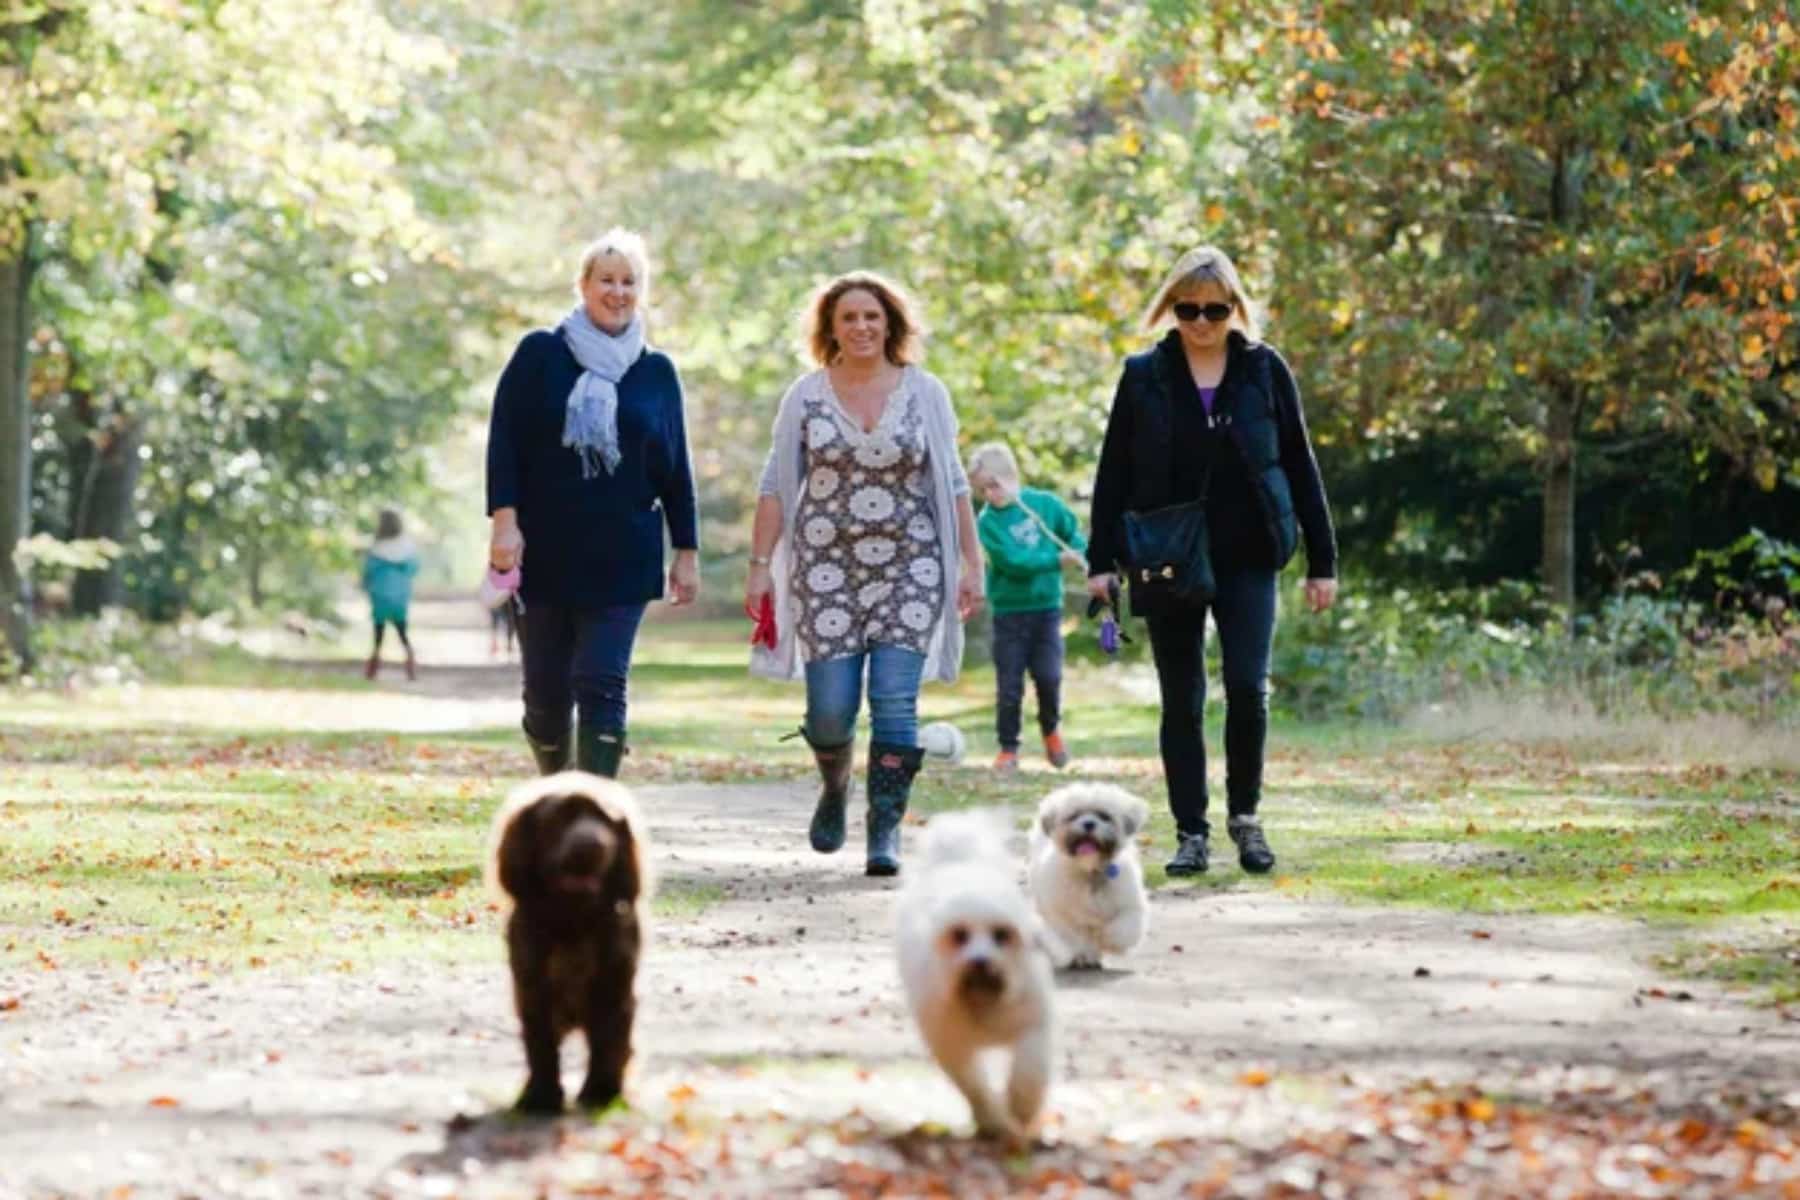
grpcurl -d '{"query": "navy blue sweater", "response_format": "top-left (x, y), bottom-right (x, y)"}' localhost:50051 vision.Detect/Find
top-left (485, 329), bottom-right (698, 608)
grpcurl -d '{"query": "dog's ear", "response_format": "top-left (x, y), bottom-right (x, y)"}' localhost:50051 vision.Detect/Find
top-left (493, 798), bottom-right (542, 900)
top-left (1117, 791), bottom-right (1149, 838)
top-left (603, 812), bottom-right (644, 908)
top-left (1038, 803), bottom-right (1060, 836)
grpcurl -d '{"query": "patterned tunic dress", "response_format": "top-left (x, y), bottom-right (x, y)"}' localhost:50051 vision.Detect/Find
top-left (791, 380), bottom-right (945, 663)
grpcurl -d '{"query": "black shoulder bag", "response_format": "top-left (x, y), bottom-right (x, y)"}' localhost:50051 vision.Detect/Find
top-left (1119, 383), bottom-right (1217, 606)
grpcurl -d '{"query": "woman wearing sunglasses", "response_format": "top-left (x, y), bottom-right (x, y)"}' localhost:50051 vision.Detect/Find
top-left (1086, 246), bottom-right (1337, 878)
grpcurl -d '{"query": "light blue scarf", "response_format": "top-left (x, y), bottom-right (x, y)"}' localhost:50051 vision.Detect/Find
top-left (557, 306), bottom-right (645, 478)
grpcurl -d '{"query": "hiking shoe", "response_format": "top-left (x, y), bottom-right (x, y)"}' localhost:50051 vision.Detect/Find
top-left (1043, 731), bottom-right (1070, 769)
top-left (993, 749), bottom-right (1020, 773)
top-left (1165, 832), bottom-right (1209, 877)
top-left (1228, 815), bottom-right (1276, 874)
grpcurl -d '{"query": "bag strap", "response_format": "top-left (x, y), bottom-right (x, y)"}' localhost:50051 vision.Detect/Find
top-left (1015, 493), bottom-right (1079, 556)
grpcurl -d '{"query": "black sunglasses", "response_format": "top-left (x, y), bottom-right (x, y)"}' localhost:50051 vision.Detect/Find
top-left (1173, 300), bottom-right (1234, 323)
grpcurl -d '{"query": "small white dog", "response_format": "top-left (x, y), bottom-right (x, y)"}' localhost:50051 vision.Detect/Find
top-left (1029, 783), bottom-right (1150, 970)
top-left (895, 810), bottom-right (1054, 1144)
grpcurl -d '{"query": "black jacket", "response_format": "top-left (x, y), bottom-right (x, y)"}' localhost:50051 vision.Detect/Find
top-left (1087, 331), bottom-right (1336, 604)
top-left (485, 330), bottom-right (699, 608)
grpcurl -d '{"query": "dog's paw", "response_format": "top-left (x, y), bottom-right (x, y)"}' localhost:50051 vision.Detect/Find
top-left (514, 1080), bottom-right (566, 1115)
top-left (976, 1115), bottom-right (1030, 1150)
top-left (1068, 952), bottom-right (1103, 971)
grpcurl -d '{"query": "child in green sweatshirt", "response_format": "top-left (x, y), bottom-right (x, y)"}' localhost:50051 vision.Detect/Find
top-left (968, 443), bottom-right (1087, 771)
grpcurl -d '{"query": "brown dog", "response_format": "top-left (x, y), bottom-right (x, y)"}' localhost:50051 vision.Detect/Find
top-left (486, 771), bottom-right (648, 1114)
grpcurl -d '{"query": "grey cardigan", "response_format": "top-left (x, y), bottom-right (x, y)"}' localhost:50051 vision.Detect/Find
top-left (751, 365), bottom-right (971, 683)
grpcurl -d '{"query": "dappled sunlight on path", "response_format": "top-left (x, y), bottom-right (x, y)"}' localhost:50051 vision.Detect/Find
top-left (3, 781), bottom-right (1796, 1197)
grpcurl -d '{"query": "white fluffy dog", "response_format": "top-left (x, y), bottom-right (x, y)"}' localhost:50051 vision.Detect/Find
top-left (1029, 783), bottom-right (1150, 969)
top-left (896, 810), bottom-right (1054, 1144)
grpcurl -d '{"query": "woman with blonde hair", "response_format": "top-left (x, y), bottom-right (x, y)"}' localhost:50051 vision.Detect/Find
top-left (485, 227), bottom-right (700, 778)
top-left (745, 271), bottom-right (984, 876)
top-left (1086, 246), bottom-right (1337, 877)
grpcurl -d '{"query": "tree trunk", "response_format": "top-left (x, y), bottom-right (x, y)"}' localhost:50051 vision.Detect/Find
top-left (0, 245), bottom-right (34, 673)
top-left (248, 542), bottom-right (264, 610)
top-left (71, 411), bottom-right (143, 614)
top-left (1542, 389), bottom-right (1578, 614)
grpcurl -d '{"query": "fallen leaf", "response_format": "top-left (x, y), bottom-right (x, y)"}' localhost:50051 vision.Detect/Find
top-left (148, 1096), bottom-right (180, 1108)
top-left (1460, 1097), bottom-right (1496, 1121)
top-left (1239, 1069), bottom-right (1271, 1087)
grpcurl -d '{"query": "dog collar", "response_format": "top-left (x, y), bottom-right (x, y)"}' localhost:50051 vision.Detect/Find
top-left (1105, 863), bottom-right (1120, 879)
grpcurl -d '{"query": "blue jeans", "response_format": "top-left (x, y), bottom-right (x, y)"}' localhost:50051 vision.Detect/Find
top-left (1144, 565), bottom-right (1277, 837)
top-left (803, 645), bottom-right (927, 748)
top-left (519, 602), bottom-right (647, 739)
top-left (992, 609), bottom-right (1064, 750)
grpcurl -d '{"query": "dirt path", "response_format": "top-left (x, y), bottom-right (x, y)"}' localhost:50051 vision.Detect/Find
top-left (4, 777), bottom-right (1796, 1199)
top-left (6, 597), bottom-right (1796, 1195)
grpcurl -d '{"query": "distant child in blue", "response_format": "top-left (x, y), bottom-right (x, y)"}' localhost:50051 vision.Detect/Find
top-left (967, 443), bottom-right (1086, 771)
top-left (362, 508), bottom-right (420, 680)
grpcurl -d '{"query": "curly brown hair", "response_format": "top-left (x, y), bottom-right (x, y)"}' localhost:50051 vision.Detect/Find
top-left (805, 272), bottom-right (922, 366)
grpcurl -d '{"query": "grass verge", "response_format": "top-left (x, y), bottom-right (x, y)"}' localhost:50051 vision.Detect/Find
top-left (2, 615), bottom-right (1794, 999)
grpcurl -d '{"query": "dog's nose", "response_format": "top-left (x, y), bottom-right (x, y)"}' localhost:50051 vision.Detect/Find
top-left (558, 828), bottom-right (611, 876)
top-left (1079, 817), bottom-right (1098, 832)
top-left (960, 957), bottom-right (1004, 997)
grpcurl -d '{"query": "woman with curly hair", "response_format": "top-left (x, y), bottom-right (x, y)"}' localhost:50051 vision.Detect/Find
top-left (745, 272), bottom-right (984, 876)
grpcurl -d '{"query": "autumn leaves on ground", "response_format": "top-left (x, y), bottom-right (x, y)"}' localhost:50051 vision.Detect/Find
top-left (1, 600), bottom-right (1796, 1198)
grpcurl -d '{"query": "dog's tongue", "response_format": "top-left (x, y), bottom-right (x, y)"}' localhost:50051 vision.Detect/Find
top-left (1076, 841), bottom-right (1100, 859)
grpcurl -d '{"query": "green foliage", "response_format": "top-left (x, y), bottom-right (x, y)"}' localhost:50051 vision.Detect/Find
top-left (7, 0), bottom-right (1797, 627)
top-left (1273, 573), bottom-right (1798, 725)
top-left (11, 532), bottom-right (118, 573)
top-left (0, 608), bottom-right (165, 689)
top-left (1205, 1), bottom-right (1800, 602)
top-left (1671, 527), bottom-right (1800, 613)
top-left (12, 0), bottom-right (494, 617)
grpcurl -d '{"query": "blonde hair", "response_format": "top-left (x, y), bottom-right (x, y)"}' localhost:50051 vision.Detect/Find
top-left (574, 227), bottom-right (650, 303)
top-left (1141, 245), bottom-right (1262, 339)
top-left (966, 442), bottom-right (1020, 487)
top-left (805, 271), bottom-right (923, 366)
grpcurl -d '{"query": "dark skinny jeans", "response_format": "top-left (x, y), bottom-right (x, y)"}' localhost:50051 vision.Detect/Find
top-left (519, 602), bottom-right (647, 742)
top-left (992, 609), bottom-right (1064, 751)
top-left (1144, 565), bottom-right (1277, 838)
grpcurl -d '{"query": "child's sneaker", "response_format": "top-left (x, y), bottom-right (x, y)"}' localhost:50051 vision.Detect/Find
top-left (1042, 731), bottom-right (1070, 769)
top-left (993, 749), bottom-right (1020, 773)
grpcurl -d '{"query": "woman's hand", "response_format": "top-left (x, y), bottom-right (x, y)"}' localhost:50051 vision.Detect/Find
top-left (745, 560), bottom-right (773, 613)
top-left (958, 555), bottom-right (985, 620)
top-left (669, 549), bottom-right (700, 606)
top-left (1087, 573), bottom-right (1117, 603)
top-left (490, 510), bottom-right (524, 571)
top-left (1303, 577), bottom-right (1338, 614)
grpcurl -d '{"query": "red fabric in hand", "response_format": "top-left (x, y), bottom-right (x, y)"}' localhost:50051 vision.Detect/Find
top-left (746, 594), bottom-right (778, 651)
